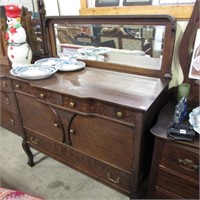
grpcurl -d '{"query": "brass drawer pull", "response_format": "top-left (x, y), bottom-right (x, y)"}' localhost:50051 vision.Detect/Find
top-left (15, 84), bottom-right (20, 88)
top-left (54, 123), bottom-right (59, 128)
top-left (116, 111), bottom-right (123, 118)
top-left (107, 172), bottom-right (120, 184)
top-left (178, 158), bottom-right (199, 171)
top-left (2, 81), bottom-right (7, 88)
top-left (5, 98), bottom-right (10, 105)
top-left (69, 101), bottom-right (75, 108)
top-left (40, 93), bottom-right (46, 98)
top-left (30, 137), bottom-right (39, 145)
top-left (69, 129), bottom-right (75, 134)
top-left (10, 119), bottom-right (15, 125)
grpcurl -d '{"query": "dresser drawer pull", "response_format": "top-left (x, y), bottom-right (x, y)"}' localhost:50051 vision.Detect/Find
top-left (107, 172), bottom-right (120, 184)
top-left (40, 93), bottom-right (46, 98)
top-left (5, 98), bottom-right (10, 105)
top-left (15, 84), bottom-right (20, 88)
top-left (30, 137), bottom-right (39, 145)
top-left (69, 101), bottom-right (75, 108)
top-left (116, 112), bottom-right (123, 118)
top-left (10, 119), bottom-right (15, 125)
top-left (2, 81), bottom-right (7, 88)
top-left (69, 129), bottom-right (75, 134)
top-left (178, 158), bottom-right (199, 171)
top-left (54, 123), bottom-right (59, 128)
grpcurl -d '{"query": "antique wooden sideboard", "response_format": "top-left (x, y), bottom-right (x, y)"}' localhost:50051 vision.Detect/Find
top-left (0, 15), bottom-right (176, 199)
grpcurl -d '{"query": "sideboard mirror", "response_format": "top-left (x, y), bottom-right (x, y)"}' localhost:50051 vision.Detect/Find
top-left (45, 15), bottom-right (176, 77)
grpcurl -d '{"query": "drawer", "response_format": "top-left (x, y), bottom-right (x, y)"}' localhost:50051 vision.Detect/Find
top-left (160, 141), bottom-right (199, 181)
top-left (156, 167), bottom-right (199, 199)
top-left (1, 91), bottom-right (19, 113)
top-left (33, 88), bottom-right (62, 105)
top-left (12, 80), bottom-right (31, 94)
top-left (0, 78), bottom-right (13, 92)
top-left (1, 108), bottom-right (22, 135)
top-left (25, 129), bottom-right (131, 195)
top-left (63, 95), bottom-right (137, 124)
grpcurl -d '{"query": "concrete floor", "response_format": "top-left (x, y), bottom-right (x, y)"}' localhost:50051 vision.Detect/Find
top-left (0, 126), bottom-right (129, 200)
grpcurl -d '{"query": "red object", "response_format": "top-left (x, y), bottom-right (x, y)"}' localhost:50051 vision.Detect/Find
top-left (5, 5), bottom-right (21, 18)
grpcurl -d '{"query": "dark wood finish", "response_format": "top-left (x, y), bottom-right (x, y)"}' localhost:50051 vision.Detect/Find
top-left (0, 77), bottom-right (22, 136)
top-left (0, 13), bottom-right (176, 199)
top-left (147, 102), bottom-right (199, 199)
top-left (1, 63), bottom-right (170, 198)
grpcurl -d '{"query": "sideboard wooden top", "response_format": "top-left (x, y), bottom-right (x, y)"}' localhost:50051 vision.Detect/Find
top-left (1, 65), bottom-right (169, 111)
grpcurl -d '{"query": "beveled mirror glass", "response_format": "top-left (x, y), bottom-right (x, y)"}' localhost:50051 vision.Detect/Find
top-left (46, 15), bottom-right (176, 77)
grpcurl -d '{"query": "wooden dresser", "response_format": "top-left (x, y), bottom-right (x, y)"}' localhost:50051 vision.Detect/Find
top-left (147, 102), bottom-right (199, 199)
top-left (1, 65), bottom-right (170, 198)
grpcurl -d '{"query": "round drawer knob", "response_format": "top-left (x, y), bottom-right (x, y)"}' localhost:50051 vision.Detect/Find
top-left (69, 129), bottom-right (75, 134)
top-left (69, 101), bottom-right (75, 108)
top-left (54, 123), bottom-right (59, 128)
top-left (15, 84), bottom-right (20, 88)
top-left (116, 112), bottom-right (123, 118)
top-left (40, 93), bottom-right (46, 98)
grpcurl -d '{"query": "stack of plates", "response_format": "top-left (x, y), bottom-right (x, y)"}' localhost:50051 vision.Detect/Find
top-left (10, 64), bottom-right (58, 80)
top-left (189, 106), bottom-right (200, 134)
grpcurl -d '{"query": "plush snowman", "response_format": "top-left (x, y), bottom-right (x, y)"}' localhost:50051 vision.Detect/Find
top-left (5, 5), bottom-right (32, 68)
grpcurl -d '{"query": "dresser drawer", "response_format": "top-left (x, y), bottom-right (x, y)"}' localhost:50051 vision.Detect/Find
top-left (1, 91), bottom-right (19, 113)
top-left (1, 108), bottom-right (22, 135)
top-left (12, 80), bottom-right (31, 94)
top-left (160, 141), bottom-right (199, 181)
top-left (0, 78), bottom-right (12, 92)
top-left (156, 167), bottom-right (199, 199)
top-left (25, 128), bottom-right (131, 195)
top-left (33, 87), bottom-right (62, 105)
top-left (63, 95), bottom-right (136, 124)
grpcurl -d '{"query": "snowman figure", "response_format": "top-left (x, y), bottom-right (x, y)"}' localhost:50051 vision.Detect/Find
top-left (5, 5), bottom-right (32, 68)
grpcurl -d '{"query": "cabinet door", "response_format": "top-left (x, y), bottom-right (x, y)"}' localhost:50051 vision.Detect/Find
top-left (16, 93), bottom-right (66, 142)
top-left (69, 115), bottom-right (135, 171)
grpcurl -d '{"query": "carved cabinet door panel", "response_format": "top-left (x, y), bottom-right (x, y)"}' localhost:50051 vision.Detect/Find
top-left (16, 92), bottom-right (67, 142)
top-left (69, 115), bottom-right (135, 172)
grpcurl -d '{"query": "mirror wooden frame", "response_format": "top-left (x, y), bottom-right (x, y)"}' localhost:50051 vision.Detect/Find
top-left (45, 15), bottom-right (176, 78)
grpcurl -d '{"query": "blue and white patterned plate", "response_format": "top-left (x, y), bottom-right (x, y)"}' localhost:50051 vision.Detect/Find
top-left (56, 60), bottom-right (85, 72)
top-left (10, 64), bottom-right (58, 80)
top-left (35, 57), bottom-right (66, 66)
top-left (77, 47), bottom-right (110, 56)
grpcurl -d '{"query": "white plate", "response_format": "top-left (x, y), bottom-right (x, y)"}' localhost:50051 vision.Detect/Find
top-left (35, 57), bottom-right (65, 66)
top-left (10, 64), bottom-right (58, 80)
top-left (189, 106), bottom-right (200, 134)
top-left (56, 61), bottom-right (85, 72)
top-left (77, 47), bottom-right (110, 56)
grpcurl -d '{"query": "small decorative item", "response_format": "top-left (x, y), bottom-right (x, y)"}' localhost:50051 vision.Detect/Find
top-left (5, 4), bottom-right (32, 68)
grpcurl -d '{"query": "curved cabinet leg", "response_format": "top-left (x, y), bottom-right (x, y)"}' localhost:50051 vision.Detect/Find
top-left (22, 140), bottom-right (34, 167)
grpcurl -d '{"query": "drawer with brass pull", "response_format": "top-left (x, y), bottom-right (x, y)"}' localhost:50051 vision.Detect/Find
top-left (1, 108), bottom-right (22, 135)
top-left (0, 78), bottom-right (13, 92)
top-left (33, 88), bottom-right (62, 105)
top-left (0, 91), bottom-right (19, 113)
top-left (63, 95), bottom-right (136, 124)
top-left (12, 80), bottom-right (31, 94)
top-left (160, 141), bottom-right (199, 181)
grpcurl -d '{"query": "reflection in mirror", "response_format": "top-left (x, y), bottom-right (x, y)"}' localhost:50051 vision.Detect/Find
top-left (54, 23), bottom-right (165, 70)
